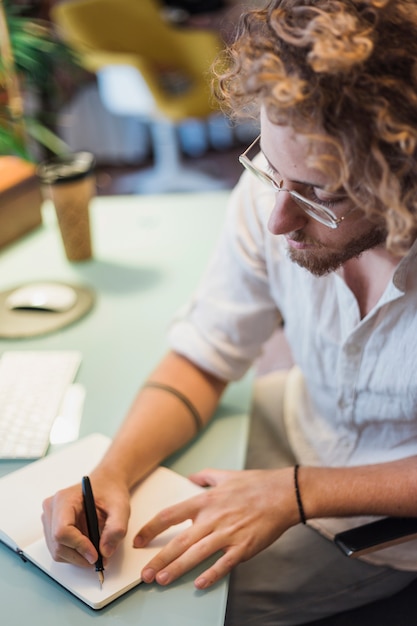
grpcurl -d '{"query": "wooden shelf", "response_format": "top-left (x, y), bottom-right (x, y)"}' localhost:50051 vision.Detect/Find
top-left (0, 156), bottom-right (43, 249)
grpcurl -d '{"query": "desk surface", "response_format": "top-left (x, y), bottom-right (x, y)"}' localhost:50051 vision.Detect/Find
top-left (0, 192), bottom-right (251, 626)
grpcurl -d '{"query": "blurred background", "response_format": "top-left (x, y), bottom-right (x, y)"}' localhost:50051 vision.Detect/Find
top-left (0, 0), bottom-right (263, 196)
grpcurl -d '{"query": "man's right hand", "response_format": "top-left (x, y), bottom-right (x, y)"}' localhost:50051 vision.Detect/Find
top-left (41, 473), bottom-right (131, 567)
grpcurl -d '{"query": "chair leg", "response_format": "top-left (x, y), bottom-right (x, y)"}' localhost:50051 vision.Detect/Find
top-left (134, 118), bottom-right (227, 193)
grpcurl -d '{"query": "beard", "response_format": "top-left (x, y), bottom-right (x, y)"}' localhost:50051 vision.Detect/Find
top-left (287, 226), bottom-right (387, 276)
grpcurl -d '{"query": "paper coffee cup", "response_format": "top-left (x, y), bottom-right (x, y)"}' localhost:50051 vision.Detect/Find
top-left (38, 152), bottom-right (95, 261)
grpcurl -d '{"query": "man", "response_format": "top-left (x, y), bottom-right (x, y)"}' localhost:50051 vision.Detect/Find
top-left (42, 1), bottom-right (417, 624)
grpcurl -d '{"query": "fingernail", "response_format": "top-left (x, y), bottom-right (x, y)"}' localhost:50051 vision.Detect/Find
top-left (85, 551), bottom-right (96, 565)
top-left (156, 571), bottom-right (170, 585)
top-left (133, 535), bottom-right (144, 548)
top-left (195, 577), bottom-right (208, 589)
top-left (142, 568), bottom-right (155, 583)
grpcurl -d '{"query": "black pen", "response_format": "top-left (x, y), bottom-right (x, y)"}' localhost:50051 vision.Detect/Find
top-left (81, 476), bottom-right (105, 588)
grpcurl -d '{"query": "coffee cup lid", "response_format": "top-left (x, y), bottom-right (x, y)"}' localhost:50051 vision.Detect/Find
top-left (37, 152), bottom-right (95, 185)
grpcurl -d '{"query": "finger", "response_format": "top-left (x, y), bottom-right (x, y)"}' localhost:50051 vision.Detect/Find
top-left (194, 547), bottom-right (242, 590)
top-left (42, 507), bottom-right (97, 566)
top-left (42, 492), bottom-right (97, 566)
top-left (141, 524), bottom-right (219, 585)
top-left (188, 468), bottom-right (236, 488)
top-left (47, 531), bottom-right (97, 567)
top-left (99, 500), bottom-right (130, 558)
top-left (134, 496), bottom-right (201, 547)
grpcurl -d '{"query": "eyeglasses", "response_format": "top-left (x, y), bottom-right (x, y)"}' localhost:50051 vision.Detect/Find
top-left (239, 135), bottom-right (354, 229)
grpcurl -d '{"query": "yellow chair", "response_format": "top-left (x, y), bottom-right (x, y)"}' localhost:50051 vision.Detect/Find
top-left (51, 0), bottom-right (227, 192)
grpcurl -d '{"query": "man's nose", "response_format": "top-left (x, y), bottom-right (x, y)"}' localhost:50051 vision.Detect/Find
top-left (267, 190), bottom-right (308, 235)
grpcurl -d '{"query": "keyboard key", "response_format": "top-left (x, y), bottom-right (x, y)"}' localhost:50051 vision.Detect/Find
top-left (0, 351), bottom-right (82, 460)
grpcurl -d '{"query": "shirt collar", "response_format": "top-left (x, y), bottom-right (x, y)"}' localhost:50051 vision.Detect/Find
top-left (392, 237), bottom-right (417, 291)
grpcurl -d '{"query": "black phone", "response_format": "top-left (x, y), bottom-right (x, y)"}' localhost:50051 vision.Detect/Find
top-left (334, 517), bottom-right (417, 557)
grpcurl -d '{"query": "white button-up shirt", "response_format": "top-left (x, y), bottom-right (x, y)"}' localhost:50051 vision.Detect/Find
top-left (168, 169), bottom-right (417, 570)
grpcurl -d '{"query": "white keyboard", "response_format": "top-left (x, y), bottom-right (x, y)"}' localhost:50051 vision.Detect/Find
top-left (0, 351), bottom-right (82, 460)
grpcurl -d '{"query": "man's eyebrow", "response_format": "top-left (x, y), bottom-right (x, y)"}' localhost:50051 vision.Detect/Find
top-left (260, 143), bottom-right (326, 190)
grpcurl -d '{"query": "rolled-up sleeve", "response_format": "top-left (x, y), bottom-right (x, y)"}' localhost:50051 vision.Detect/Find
top-left (168, 172), bottom-right (283, 381)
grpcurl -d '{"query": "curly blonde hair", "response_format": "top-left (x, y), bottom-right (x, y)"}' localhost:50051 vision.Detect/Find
top-left (215, 0), bottom-right (417, 254)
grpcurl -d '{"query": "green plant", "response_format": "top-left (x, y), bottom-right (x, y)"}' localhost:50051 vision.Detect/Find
top-left (0, 0), bottom-right (80, 160)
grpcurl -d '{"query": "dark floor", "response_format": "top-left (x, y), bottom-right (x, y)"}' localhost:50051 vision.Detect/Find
top-left (94, 144), bottom-right (244, 196)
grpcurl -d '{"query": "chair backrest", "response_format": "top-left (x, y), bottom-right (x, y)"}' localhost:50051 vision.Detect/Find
top-left (52, 0), bottom-right (223, 121)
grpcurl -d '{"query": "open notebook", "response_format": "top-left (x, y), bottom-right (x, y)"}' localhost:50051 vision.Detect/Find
top-left (0, 433), bottom-right (203, 609)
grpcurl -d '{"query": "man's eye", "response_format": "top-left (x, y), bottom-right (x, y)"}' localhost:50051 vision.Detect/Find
top-left (310, 188), bottom-right (348, 207)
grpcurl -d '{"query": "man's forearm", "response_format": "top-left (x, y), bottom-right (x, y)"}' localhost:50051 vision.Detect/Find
top-left (92, 350), bottom-right (227, 490)
top-left (300, 457), bottom-right (417, 521)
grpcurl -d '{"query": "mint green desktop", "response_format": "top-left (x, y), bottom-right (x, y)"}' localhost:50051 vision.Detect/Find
top-left (0, 192), bottom-right (251, 626)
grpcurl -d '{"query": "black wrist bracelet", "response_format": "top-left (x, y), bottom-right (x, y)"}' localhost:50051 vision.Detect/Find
top-left (142, 381), bottom-right (204, 433)
top-left (294, 464), bottom-right (307, 525)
